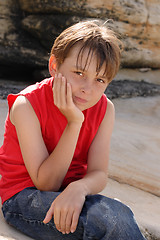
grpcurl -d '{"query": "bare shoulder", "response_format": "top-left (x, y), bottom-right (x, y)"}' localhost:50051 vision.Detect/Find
top-left (91, 97), bottom-right (115, 145)
top-left (106, 98), bottom-right (115, 115)
top-left (102, 98), bottom-right (115, 125)
top-left (10, 95), bottom-right (38, 126)
top-left (11, 95), bottom-right (29, 109)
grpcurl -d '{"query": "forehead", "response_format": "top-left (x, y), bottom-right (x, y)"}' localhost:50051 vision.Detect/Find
top-left (67, 43), bottom-right (92, 62)
top-left (67, 43), bottom-right (106, 75)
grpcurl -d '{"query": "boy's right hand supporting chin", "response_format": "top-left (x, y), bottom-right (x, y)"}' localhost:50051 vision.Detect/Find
top-left (43, 181), bottom-right (86, 234)
top-left (53, 73), bottom-right (84, 124)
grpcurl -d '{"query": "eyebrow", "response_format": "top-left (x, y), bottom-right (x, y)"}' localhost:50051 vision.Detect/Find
top-left (73, 65), bottom-right (84, 71)
top-left (73, 65), bottom-right (107, 80)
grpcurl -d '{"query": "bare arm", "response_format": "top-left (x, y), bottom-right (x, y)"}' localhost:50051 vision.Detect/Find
top-left (78, 98), bottom-right (115, 195)
top-left (44, 99), bottom-right (115, 234)
top-left (10, 75), bottom-right (84, 191)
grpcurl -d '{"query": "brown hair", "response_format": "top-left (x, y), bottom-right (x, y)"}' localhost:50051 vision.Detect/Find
top-left (51, 20), bottom-right (122, 83)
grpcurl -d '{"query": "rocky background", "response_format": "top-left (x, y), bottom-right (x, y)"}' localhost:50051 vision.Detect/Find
top-left (0, 0), bottom-right (160, 76)
top-left (0, 0), bottom-right (160, 98)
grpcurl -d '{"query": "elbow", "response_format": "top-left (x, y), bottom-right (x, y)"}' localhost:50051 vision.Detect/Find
top-left (35, 184), bottom-right (61, 192)
top-left (98, 171), bottom-right (108, 191)
top-left (34, 179), bottom-right (62, 192)
top-left (34, 169), bottom-right (63, 192)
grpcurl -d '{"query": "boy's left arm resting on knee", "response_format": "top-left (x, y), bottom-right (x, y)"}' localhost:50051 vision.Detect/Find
top-left (79, 99), bottom-right (115, 195)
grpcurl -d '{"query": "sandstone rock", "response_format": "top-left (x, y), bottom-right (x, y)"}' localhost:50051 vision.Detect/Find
top-left (14, 0), bottom-right (160, 70)
top-left (21, 15), bottom-right (81, 50)
top-left (101, 179), bottom-right (160, 240)
top-left (109, 0), bottom-right (148, 24)
top-left (107, 20), bottom-right (160, 68)
top-left (115, 68), bottom-right (160, 85)
top-left (146, 0), bottom-right (160, 25)
top-left (0, 0), bottom-right (48, 71)
top-left (18, 0), bottom-right (148, 23)
top-left (121, 38), bottom-right (160, 68)
top-left (0, 0), bottom-right (160, 76)
top-left (109, 96), bottom-right (160, 196)
top-left (0, 0), bottom-right (19, 46)
top-left (18, 0), bottom-right (85, 15)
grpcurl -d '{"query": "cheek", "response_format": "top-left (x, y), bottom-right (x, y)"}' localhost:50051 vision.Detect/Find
top-left (92, 89), bottom-right (105, 102)
top-left (94, 86), bottom-right (105, 96)
top-left (66, 74), bottom-right (79, 88)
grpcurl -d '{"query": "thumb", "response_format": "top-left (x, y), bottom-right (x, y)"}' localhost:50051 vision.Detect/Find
top-left (43, 205), bottom-right (54, 224)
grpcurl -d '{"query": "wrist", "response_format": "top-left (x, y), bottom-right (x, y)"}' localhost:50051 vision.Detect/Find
top-left (67, 120), bottom-right (83, 129)
top-left (70, 180), bottom-right (89, 197)
top-left (67, 113), bottom-right (84, 126)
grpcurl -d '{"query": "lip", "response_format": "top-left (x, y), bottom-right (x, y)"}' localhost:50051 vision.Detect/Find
top-left (74, 96), bottom-right (88, 104)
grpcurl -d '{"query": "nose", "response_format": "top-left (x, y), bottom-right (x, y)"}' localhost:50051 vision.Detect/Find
top-left (80, 78), bottom-right (92, 94)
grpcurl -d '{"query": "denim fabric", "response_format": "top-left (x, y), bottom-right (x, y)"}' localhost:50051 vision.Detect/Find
top-left (2, 187), bottom-right (146, 240)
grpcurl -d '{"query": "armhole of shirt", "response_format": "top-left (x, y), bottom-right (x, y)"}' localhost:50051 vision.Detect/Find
top-left (99, 94), bottom-right (108, 125)
top-left (7, 92), bottom-right (41, 126)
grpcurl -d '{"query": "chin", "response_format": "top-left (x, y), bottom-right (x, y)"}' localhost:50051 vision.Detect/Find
top-left (75, 104), bottom-right (86, 111)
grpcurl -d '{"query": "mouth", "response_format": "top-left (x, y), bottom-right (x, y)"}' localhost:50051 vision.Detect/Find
top-left (74, 96), bottom-right (88, 104)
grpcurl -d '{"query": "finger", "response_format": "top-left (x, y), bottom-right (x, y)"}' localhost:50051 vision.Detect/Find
top-left (65, 209), bottom-right (74, 234)
top-left (59, 207), bottom-right (68, 234)
top-left (70, 210), bottom-right (80, 233)
top-left (43, 206), bottom-right (54, 224)
top-left (54, 73), bottom-right (62, 107)
top-left (66, 82), bottom-right (73, 106)
top-left (54, 207), bottom-right (61, 232)
top-left (53, 74), bottom-right (58, 105)
top-left (60, 76), bottom-right (67, 108)
top-left (56, 73), bottom-right (62, 107)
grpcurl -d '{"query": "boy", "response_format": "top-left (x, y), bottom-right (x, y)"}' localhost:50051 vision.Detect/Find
top-left (0, 20), bottom-right (146, 239)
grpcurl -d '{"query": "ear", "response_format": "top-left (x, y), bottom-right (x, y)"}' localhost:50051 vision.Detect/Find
top-left (49, 54), bottom-right (57, 77)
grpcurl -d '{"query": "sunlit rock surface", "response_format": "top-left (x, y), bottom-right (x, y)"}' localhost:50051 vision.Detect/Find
top-left (0, 0), bottom-right (160, 74)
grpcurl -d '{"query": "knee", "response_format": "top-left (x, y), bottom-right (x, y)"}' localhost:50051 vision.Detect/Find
top-left (84, 195), bottom-right (134, 236)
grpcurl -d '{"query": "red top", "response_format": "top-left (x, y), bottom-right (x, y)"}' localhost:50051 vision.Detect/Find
top-left (0, 77), bottom-right (107, 204)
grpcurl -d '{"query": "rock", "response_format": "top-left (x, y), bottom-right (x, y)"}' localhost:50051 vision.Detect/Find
top-left (109, 96), bottom-right (160, 196)
top-left (105, 80), bottom-right (160, 99)
top-left (0, 0), bottom-right (160, 78)
top-left (0, 79), bottom-right (28, 100)
top-left (121, 38), bottom-right (160, 68)
top-left (18, 0), bottom-right (85, 15)
top-left (147, 0), bottom-right (160, 25)
top-left (21, 15), bottom-right (81, 51)
top-left (115, 68), bottom-right (160, 85)
top-left (18, 0), bottom-right (148, 23)
top-left (106, 20), bottom-right (160, 68)
top-left (0, 0), bottom-right (48, 70)
top-left (101, 179), bottom-right (160, 240)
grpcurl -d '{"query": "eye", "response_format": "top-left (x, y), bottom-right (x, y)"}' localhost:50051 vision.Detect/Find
top-left (74, 71), bottom-right (83, 76)
top-left (97, 78), bottom-right (105, 83)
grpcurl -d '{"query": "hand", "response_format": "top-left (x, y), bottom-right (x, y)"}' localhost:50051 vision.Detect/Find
top-left (53, 73), bottom-right (84, 124)
top-left (43, 182), bottom-right (86, 234)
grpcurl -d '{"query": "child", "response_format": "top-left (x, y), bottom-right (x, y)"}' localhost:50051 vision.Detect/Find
top-left (0, 20), bottom-right (146, 240)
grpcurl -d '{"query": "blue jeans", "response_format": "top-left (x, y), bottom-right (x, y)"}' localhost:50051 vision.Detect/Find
top-left (2, 187), bottom-right (146, 240)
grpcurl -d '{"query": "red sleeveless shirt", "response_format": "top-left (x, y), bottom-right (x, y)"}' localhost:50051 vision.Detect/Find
top-left (0, 77), bottom-right (107, 204)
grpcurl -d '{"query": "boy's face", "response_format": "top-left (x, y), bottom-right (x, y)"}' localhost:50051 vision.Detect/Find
top-left (55, 44), bottom-right (109, 111)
